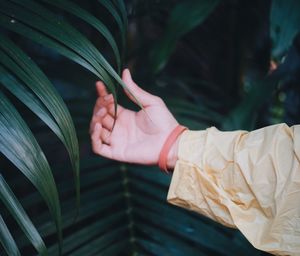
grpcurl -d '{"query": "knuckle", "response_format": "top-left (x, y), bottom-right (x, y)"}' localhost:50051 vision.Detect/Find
top-left (99, 98), bottom-right (105, 106)
top-left (91, 132), bottom-right (98, 141)
top-left (104, 94), bottom-right (113, 102)
top-left (108, 104), bottom-right (115, 115)
top-left (102, 115), bottom-right (108, 122)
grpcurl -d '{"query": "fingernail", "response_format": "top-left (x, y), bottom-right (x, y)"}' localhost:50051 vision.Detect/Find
top-left (96, 108), bottom-right (106, 116)
top-left (127, 69), bottom-right (131, 77)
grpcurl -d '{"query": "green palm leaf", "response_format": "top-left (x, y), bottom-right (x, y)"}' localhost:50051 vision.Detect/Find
top-left (1, 0), bottom-right (121, 120)
top-left (114, 0), bottom-right (128, 30)
top-left (0, 214), bottom-right (21, 256)
top-left (0, 36), bottom-right (80, 209)
top-left (0, 1), bottom-right (129, 253)
top-left (98, 0), bottom-right (126, 50)
top-left (40, 0), bottom-right (121, 74)
top-left (1, 0), bottom-right (115, 85)
top-left (0, 91), bottom-right (62, 253)
top-left (0, 14), bottom-right (100, 79)
top-left (113, 0), bottom-right (128, 61)
top-left (0, 67), bottom-right (62, 145)
top-left (0, 0), bottom-right (141, 110)
top-left (0, 175), bottom-right (47, 255)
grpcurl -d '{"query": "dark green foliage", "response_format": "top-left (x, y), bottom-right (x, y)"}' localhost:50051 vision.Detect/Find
top-left (0, 215), bottom-right (21, 256)
top-left (0, 175), bottom-right (47, 255)
top-left (0, 0), bottom-right (127, 253)
top-left (150, 0), bottom-right (219, 73)
top-left (271, 0), bottom-right (300, 60)
top-left (1, 0), bottom-right (300, 255)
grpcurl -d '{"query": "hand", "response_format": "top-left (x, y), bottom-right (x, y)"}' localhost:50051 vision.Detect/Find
top-left (90, 69), bottom-right (180, 168)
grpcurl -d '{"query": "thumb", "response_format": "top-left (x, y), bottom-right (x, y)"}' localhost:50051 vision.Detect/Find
top-left (122, 69), bottom-right (158, 106)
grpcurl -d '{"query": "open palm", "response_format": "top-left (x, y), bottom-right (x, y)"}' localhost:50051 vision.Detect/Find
top-left (90, 69), bottom-right (178, 165)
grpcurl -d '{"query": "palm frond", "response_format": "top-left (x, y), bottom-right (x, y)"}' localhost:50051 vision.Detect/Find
top-left (0, 0), bottom-right (126, 253)
top-left (0, 91), bottom-right (62, 253)
top-left (40, 0), bottom-right (122, 74)
top-left (0, 35), bottom-right (80, 208)
top-left (0, 175), bottom-right (47, 255)
top-left (0, 214), bottom-right (21, 256)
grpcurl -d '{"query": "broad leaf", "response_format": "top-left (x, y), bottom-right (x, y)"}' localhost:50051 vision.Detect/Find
top-left (222, 44), bottom-right (300, 130)
top-left (271, 0), bottom-right (300, 60)
top-left (150, 0), bottom-right (219, 73)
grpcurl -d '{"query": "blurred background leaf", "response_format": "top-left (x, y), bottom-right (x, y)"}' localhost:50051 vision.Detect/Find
top-left (271, 0), bottom-right (300, 61)
top-left (149, 0), bottom-right (219, 73)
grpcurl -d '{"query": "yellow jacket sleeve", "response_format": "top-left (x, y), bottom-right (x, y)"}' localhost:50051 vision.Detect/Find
top-left (167, 123), bottom-right (300, 256)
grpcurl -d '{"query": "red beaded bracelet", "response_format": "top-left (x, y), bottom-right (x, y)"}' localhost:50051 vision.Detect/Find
top-left (158, 125), bottom-right (187, 173)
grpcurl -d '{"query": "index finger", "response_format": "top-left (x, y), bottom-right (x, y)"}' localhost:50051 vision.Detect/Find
top-left (96, 81), bottom-right (109, 97)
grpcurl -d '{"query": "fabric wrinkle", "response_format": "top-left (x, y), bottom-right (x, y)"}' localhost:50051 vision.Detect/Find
top-left (167, 124), bottom-right (300, 255)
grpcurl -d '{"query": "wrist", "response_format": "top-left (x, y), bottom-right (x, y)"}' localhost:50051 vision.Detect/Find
top-left (166, 134), bottom-right (181, 170)
top-left (158, 125), bottom-right (187, 172)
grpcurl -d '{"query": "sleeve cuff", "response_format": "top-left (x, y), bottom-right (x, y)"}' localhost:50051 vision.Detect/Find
top-left (167, 129), bottom-right (235, 228)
